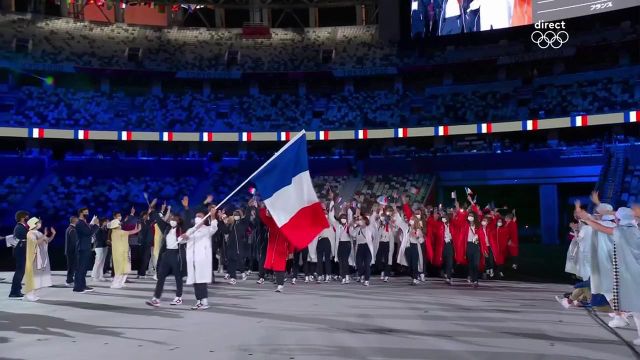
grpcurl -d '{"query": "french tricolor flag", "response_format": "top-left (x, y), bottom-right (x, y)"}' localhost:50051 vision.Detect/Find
top-left (240, 132), bottom-right (252, 142)
top-left (522, 119), bottom-right (538, 131)
top-left (571, 115), bottom-right (588, 127)
top-left (31, 128), bottom-right (45, 138)
top-left (76, 129), bottom-right (90, 140)
top-left (355, 129), bottom-right (368, 140)
top-left (477, 123), bottom-right (492, 134)
top-left (201, 132), bottom-right (214, 142)
top-left (434, 125), bottom-right (448, 136)
top-left (624, 110), bottom-right (638, 123)
top-left (119, 131), bottom-right (132, 141)
top-left (317, 130), bottom-right (329, 141)
top-left (278, 131), bottom-right (291, 141)
top-left (252, 131), bottom-right (329, 250)
top-left (395, 127), bottom-right (408, 138)
top-left (161, 131), bottom-right (173, 142)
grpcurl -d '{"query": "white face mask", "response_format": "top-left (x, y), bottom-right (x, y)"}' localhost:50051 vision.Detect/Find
top-left (409, 220), bottom-right (415, 225)
top-left (481, 221), bottom-right (488, 226)
top-left (233, 216), bottom-right (241, 221)
top-left (169, 220), bottom-right (177, 228)
top-left (340, 218), bottom-right (347, 224)
top-left (194, 217), bottom-right (204, 225)
top-left (116, 216), bottom-right (122, 221)
top-left (358, 220), bottom-right (365, 227)
top-left (467, 216), bottom-right (474, 222)
top-left (497, 222), bottom-right (503, 227)
top-left (386, 212), bottom-right (392, 216)
top-left (415, 214), bottom-right (421, 219)
top-left (442, 218), bottom-right (448, 223)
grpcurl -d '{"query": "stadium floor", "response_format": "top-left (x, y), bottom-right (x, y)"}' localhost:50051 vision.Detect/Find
top-left (0, 272), bottom-right (638, 360)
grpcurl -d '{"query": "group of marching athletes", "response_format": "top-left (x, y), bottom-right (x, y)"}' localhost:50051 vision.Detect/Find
top-left (559, 191), bottom-right (640, 346)
top-left (5, 188), bottom-right (520, 310)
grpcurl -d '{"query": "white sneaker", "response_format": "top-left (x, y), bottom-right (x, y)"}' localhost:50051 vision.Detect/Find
top-left (275, 285), bottom-right (284, 293)
top-left (420, 274), bottom-right (426, 282)
top-left (241, 273), bottom-right (247, 281)
top-left (356, 276), bottom-right (362, 283)
top-left (24, 293), bottom-right (39, 302)
top-left (190, 301), bottom-right (201, 310)
top-left (383, 276), bottom-right (389, 282)
top-left (257, 278), bottom-right (265, 285)
top-left (229, 278), bottom-right (237, 285)
top-left (324, 277), bottom-right (330, 283)
top-left (608, 315), bottom-right (629, 328)
top-left (170, 297), bottom-right (183, 306)
top-left (466, 277), bottom-right (471, 283)
top-left (341, 278), bottom-right (346, 285)
top-left (363, 281), bottom-right (369, 286)
top-left (153, 275), bottom-right (158, 281)
top-left (146, 298), bottom-right (161, 307)
top-left (555, 295), bottom-right (571, 309)
top-left (412, 279), bottom-right (419, 285)
top-left (512, 264), bottom-right (518, 270)
top-left (291, 278), bottom-right (296, 285)
top-left (345, 276), bottom-right (350, 284)
top-left (304, 276), bottom-right (310, 283)
top-left (224, 273), bottom-right (230, 280)
top-left (65, 282), bottom-right (74, 287)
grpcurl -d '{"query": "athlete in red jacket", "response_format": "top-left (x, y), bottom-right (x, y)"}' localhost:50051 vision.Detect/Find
top-left (258, 207), bottom-right (291, 293)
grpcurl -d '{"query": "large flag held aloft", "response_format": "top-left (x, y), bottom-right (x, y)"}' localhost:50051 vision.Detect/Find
top-left (251, 131), bottom-right (329, 250)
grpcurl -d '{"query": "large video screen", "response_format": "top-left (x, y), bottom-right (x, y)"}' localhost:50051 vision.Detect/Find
top-left (410, 0), bottom-right (639, 37)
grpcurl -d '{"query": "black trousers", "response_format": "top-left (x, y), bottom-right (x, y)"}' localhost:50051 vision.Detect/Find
top-left (257, 240), bottom-right (268, 279)
top-left (405, 243), bottom-right (419, 280)
top-left (73, 249), bottom-right (91, 292)
top-left (153, 249), bottom-right (183, 299)
top-left (193, 283), bottom-right (208, 300)
top-left (375, 241), bottom-right (391, 275)
top-left (103, 246), bottom-right (113, 276)
top-left (467, 242), bottom-right (480, 283)
top-left (65, 251), bottom-right (76, 284)
top-left (315, 238), bottom-right (332, 277)
top-left (292, 248), bottom-right (309, 277)
top-left (356, 243), bottom-right (372, 281)
top-left (275, 271), bottom-right (285, 286)
top-left (484, 247), bottom-right (494, 272)
top-left (226, 237), bottom-right (243, 279)
top-left (443, 242), bottom-right (454, 280)
top-left (9, 241), bottom-right (26, 296)
top-left (338, 241), bottom-right (351, 278)
top-left (138, 243), bottom-right (152, 276)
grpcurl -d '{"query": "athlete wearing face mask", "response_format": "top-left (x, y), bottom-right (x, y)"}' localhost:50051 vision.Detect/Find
top-left (146, 207), bottom-right (186, 308)
top-left (350, 211), bottom-right (376, 286)
top-left (375, 209), bottom-right (395, 283)
top-left (478, 216), bottom-right (498, 279)
top-left (217, 203), bottom-right (258, 284)
top-left (327, 199), bottom-right (355, 284)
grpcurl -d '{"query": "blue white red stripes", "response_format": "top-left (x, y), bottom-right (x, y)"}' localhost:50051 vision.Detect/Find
top-left (434, 125), bottom-right (448, 136)
top-left (625, 110), bottom-right (638, 123)
top-left (477, 123), bottom-right (492, 134)
top-left (251, 132), bottom-right (329, 250)
top-left (317, 130), bottom-right (329, 141)
top-left (240, 131), bottom-right (252, 142)
top-left (160, 131), bottom-right (173, 142)
top-left (31, 128), bottom-right (44, 138)
top-left (355, 129), bottom-right (368, 140)
top-left (201, 132), bottom-right (214, 142)
top-left (75, 129), bottom-right (90, 140)
top-left (278, 131), bottom-right (291, 141)
top-left (571, 115), bottom-right (588, 127)
top-left (119, 130), bottom-right (132, 141)
top-left (395, 127), bottom-right (408, 138)
top-left (522, 119), bottom-right (538, 131)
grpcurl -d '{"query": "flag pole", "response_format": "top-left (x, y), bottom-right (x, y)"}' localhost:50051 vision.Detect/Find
top-left (201, 130), bottom-right (307, 219)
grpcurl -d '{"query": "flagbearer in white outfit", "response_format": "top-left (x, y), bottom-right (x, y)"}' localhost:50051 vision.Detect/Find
top-left (179, 207), bottom-right (218, 310)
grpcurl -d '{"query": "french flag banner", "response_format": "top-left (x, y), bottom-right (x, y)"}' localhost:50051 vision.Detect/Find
top-left (252, 131), bottom-right (329, 250)
top-left (317, 130), bottom-right (329, 141)
top-left (75, 129), bottom-right (90, 140)
top-left (625, 110), bottom-right (638, 123)
top-left (119, 131), bottom-right (132, 141)
top-left (355, 129), bottom-right (368, 140)
top-left (522, 119), bottom-right (538, 131)
top-left (160, 131), bottom-right (173, 142)
top-left (477, 123), bottom-right (492, 134)
top-left (434, 125), bottom-right (448, 136)
top-left (31, 128), bottom-right (44, 138)
top-left (278, 131), bottom-right (291, 141)
top-left (201, 132), bottom-right (214, 142)
top-left (571, 115), bottom-right (588, 127)
top-left (240, 131), bottom-right (252, 142)
top-left (395, 127), bottom-right (408, 138)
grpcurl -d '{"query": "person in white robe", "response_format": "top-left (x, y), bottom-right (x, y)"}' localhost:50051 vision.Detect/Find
top-left (179, 208), bottom-right (218, 310)
top-left (23, 217), bottom-right (55, 302)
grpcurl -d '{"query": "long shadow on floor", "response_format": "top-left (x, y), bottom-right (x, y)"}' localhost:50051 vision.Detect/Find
top-left (37, 299), bottom-right (183, 319)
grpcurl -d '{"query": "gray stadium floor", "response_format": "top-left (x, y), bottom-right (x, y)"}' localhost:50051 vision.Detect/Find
top-left (1, 271), bottom-right (638, 360)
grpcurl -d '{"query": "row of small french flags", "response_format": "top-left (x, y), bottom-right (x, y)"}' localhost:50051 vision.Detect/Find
top-left (27, 111), bottom-right (638, 140)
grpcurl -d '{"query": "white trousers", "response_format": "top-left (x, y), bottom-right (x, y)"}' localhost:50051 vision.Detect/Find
top-left (91, 247), bottom-right (107, 280)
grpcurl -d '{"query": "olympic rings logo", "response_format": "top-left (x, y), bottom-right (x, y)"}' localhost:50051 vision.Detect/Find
top-left (531, 30), bottom-right (569, 49)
